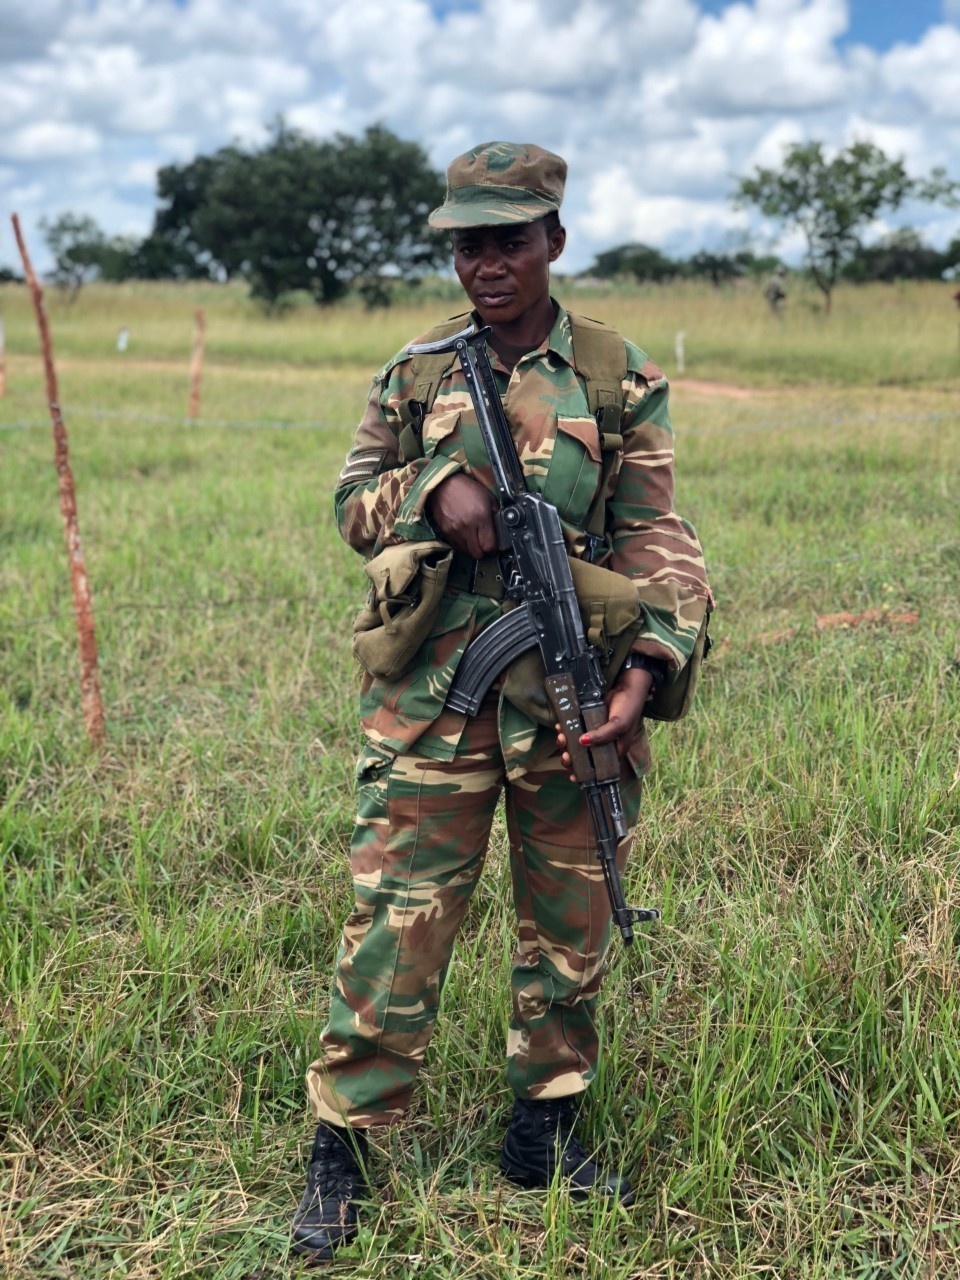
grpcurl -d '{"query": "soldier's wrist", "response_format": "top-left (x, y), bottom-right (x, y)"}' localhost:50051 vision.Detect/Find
top-left (621, 653), bottom-right (667, 693)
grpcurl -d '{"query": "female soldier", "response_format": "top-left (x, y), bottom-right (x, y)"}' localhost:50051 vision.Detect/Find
top-left (291, 141), bottom-right (709, 1261)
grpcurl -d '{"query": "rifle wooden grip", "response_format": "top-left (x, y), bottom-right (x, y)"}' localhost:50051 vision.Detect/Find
top-left (545, 675), bottom-right (619, 784)
top-left (581, 702), bottom-right (620, 784)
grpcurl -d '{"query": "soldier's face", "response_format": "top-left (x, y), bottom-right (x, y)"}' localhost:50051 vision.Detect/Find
top-left (452, 221), bottom-right (566, 327)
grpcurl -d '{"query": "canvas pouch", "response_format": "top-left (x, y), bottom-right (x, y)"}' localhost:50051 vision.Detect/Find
top-left (501, 557), bottom-right (644, 726)
top-left (645, 607), bottom-right (712, 722)
top-left (352, 541), bottom-right (454, 681)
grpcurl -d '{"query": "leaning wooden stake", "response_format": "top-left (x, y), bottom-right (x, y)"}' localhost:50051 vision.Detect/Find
top-left (187, 306), bottom-right (205, 419)
top-left (11, 213), bottom-right (105, 748)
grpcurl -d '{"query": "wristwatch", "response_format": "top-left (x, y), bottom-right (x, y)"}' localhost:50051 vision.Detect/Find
top-left (621, 652), bottom-right (667, 693)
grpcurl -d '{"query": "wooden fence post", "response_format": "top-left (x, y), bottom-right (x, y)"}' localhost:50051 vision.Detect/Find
top-left (187, 307), bottom-right (205, 419)
top-left (11, 213), bottom-right (106, 748)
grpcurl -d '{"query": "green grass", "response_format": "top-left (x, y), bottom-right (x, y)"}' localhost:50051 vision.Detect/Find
top-left (1, 281), bottom-right (959, 1278)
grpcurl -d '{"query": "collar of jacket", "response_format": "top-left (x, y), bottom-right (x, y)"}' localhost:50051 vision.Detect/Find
top-left (466, 298), bottom-right (575, 372)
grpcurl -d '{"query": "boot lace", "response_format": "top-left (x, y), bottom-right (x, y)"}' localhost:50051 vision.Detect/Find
top-left (541, 1099), bottom-right (590, 1167)
top-left (307, 1132), bottom-right (363, 1201)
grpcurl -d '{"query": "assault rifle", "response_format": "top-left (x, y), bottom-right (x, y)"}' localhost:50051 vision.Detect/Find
top-left (407, 323), bottom-right (659, 946)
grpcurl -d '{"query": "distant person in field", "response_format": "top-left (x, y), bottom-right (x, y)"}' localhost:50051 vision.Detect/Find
top-left (764, 264), bottom-right (788, 316)
top-left (290, 141), bottom-right (710, 1262)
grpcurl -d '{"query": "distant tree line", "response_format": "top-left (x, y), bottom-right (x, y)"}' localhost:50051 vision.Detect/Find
top-left (583, 243), bottom-right (780, 284)
top-left (10, 131), bottom-right (958, 311)
top-left (584, 230), bottom-right (960, 289)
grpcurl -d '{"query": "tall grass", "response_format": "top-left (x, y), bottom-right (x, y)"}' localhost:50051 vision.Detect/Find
top-left (1, 282), bottom-right (958, 1277)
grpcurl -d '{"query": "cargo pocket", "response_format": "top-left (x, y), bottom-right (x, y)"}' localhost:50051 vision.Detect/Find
top-left (349, 741), bottom-right (397, 898)
top-left (352, 542), bottom-right (453, 681)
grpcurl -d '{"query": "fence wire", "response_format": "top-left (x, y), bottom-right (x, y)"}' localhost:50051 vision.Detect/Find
top-left (2, 541), bottom-right (955, 635)
top-left (2, 403), bottom-right (958, 438)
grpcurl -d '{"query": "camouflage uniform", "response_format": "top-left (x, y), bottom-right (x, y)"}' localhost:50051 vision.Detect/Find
top-left (306, 302), bottom-right (709, 1128)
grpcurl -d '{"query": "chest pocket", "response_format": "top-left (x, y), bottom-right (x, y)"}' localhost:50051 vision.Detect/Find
top-left (541, 415), bottom-right (605, 525)
top-left (420, 408), bottom-right (463, 461)
top-left (420, 408), bottom-right (508, 491)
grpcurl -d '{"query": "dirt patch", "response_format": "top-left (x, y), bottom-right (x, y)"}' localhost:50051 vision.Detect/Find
top-left (671, 378), bottom-right (759, 400)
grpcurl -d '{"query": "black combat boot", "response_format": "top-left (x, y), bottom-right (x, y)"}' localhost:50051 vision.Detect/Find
top-left (290, 1122), bottom-right (368, 1261)
top-left (499, 1096), bottom-right (634, 1204)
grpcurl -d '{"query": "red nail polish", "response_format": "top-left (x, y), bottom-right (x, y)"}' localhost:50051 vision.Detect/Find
top-left (580, 734), bottom-right (591, 746)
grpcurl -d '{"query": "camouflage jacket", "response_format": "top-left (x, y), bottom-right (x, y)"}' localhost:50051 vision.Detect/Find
top-left (334, 303), bottom-right (709, 778)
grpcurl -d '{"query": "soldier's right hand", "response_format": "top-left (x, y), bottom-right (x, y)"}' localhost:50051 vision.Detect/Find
top-left (426, 473), bottom-right (498, 559)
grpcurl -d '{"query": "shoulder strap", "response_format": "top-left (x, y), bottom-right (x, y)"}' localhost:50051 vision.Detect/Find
top-left (569, 313), bottom-right (627, 424)
top-left (397, 312), bottom-right (472, 462)
top-left (568, 314), bottom-right (629, 542)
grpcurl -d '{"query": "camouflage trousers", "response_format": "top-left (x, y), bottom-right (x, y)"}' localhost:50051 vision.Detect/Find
top-left (306, 696), bottom-right (642, 1128)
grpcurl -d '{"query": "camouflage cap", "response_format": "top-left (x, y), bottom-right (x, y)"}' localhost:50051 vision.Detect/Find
top-left (428, 141), bottom-right (567, 230)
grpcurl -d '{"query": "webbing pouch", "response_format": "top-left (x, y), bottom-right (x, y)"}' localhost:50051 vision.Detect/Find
top-left (352, 541), bottom-right (453, 680)
top-left (645, 607), bottom-right (712, 723)
top-left (501, 557), bottom-right (644, 726)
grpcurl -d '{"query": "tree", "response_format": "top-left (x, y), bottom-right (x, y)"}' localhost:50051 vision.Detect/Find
top-left (683, 248), bottom-right (781, 286)
top-left (585, 242), bottom-right (678, 283)
top-left (734, 140), bottom-right (958, 313)
top-left (151, 123), bottom-right (448, 306)
top-left (125, 230), bottom-right (217, 281)
top-left (39, 214), bottom-right (168, 289)
top-left (40, 212), bottom-right (107, 298)
top-left (842, 228), bottom-right (948, 283)
top-left (148, 152), bottom-right (230, 280)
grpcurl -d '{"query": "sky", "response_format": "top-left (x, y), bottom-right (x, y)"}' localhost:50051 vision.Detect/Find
top-left (1, 0), bottom-right (959, 274)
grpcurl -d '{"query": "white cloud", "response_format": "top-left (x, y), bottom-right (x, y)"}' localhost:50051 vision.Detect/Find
top-left (677, 0), bottom-right (855, 115)
top-left (286, 96), bottom-right (354, 141)
top-left (0, 121), bottom-right (102, 161)
top-left (745, 120), bottom-right (807, 171)
top-left (122, 160), bottom-right (161, 188)
top-left (61, 0), bottom-right (280, 60)
top-left (882, 24), bottom-right (960, 120)
top-left (580, 164), bottom-right (750, 249)
top-left (0, 0), bottom-right (958, 275)
top-left (0, 0), bottom-right (71, 58)
top-left (840, 116), bottom-right (948, 174)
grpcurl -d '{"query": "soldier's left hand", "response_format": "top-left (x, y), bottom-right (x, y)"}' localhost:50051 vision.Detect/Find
top-left (555, 666), bottom-right (653, 780)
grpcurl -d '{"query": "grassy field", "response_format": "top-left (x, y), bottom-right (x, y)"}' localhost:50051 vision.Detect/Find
top-left (1, 279), bottom-right (959, 1279)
